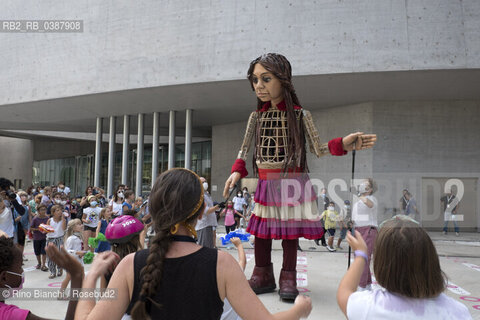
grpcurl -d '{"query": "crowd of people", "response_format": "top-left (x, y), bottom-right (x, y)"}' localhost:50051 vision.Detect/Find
top-left (0, 179), bottom-right (149, 280)
top-left (0, 173), bottom-right (473, 319)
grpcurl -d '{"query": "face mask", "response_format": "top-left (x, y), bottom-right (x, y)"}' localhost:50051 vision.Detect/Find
top-left (72, 200), bottom-right (77, 205)
top-left (358, 182), bottom-right (370, 194)
top-left (321, 194), bottom-right (326, 198)
top-left (237, 193), bottom-right (242, 197)
top-left (54, 199), bottom-right (61, 204)
top-left (5, 271), bottom-right (24, 290)
top-left (40, 190), bottom-right (44, 194)
top-left (61, 201), bottom-right (67, 205)
top-left (328, 206), bottom-right (335, 211)
top-left (90, 201), bottom-right (98, 207)
top-left (203, 182), bottom-right (208, 191)
top-left (117, 192), bottom-right (124, 199)
top-left (58, 188), bottom-right (64, 193)
top-left (227, 204), bottom-right (233, 208)
top-left (344, 205), bottom-right (351, 210)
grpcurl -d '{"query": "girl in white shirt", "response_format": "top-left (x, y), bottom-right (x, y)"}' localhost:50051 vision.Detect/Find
top-left (46, 204), bottom-right (67, 278)
top-left (82, 196), bottom-right (102, 252)
top-left (351, 178), bottom-right (378, 289)
top-left (60, 218), bottom-right (85, 298)
top-left (109, 188), bottom-right (125, 217)
top-left (337, 216), bottom-right (471, 320)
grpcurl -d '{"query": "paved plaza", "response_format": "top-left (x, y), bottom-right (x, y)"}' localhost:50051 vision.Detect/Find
top-left (8, 230), bottom-right (480, 319)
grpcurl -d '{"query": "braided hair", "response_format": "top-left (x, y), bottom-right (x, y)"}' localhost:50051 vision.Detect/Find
top-left (130, 168), bottom-right (204, 320)
top-left (247, 53), bottom-right (308, 174)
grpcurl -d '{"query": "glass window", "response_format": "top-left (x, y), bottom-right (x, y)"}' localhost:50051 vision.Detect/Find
top-left (32, 141), bottom-right (212, 197)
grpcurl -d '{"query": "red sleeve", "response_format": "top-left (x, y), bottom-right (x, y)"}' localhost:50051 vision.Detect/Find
top-left (231, 159), bottom-right (248, 178)
top-left (328, 137), bottom-right (347, 156)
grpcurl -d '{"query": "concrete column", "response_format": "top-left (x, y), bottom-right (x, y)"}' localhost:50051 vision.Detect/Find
top-left (107, 116), bottom-right (116, 197)
top-left (151, 112), bottom-right (160, 187)
top-left (94, 117), bottom-right (102, 187)
top-left (185, 109), bottom-right (192, 170)
top-left (168, 110), bottom-right (176, 169)
top-left (135, 114), bottom-right (144, 197)
top-left (121, 115), bottom-right (130, 185)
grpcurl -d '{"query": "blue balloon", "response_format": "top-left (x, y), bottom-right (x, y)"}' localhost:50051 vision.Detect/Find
top-left (221, 231), bottom-right (251, 246)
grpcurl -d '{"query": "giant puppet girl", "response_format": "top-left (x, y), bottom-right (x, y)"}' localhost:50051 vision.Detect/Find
top-left (223, 53), bottom-right (377, 300)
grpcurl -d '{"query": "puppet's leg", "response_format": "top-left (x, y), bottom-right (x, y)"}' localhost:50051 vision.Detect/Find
top-left (279, 239), bottom-right (299, 300)
top-left (248, 237), bottom-right (276, 294)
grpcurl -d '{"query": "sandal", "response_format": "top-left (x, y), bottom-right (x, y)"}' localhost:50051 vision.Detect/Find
top-left (57, 269), bottom-right (63, 277)
top-left (35, 264), bottom-right (41, 269)
top-left (48, 273), bottom-right (56, 279)
top-left (41, 266), bottom-right (48, 272)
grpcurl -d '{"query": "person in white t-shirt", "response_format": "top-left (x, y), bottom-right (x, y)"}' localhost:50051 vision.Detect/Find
top-left (0, 201), bottom-right (14, 238)
top-left (46, 204), bottom-right (67, 278)
top-left (351, 178), bottom-right (378, 290)
top-left (232, 192), bottom-right (247, 229)
top-left (337, 216), bottom-right (472, 320)
top-left (109, 188), bottom-right (125, 217)
top-left (195, 178), bottom-right (219, 248)
top-left (82, 195), bottom-right (102, 252)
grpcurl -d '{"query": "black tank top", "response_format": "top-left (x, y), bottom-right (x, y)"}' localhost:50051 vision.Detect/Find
top-left (126, 247), bottom-right (224, 319)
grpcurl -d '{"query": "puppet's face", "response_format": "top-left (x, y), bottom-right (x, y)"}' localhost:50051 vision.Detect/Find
top-left (251, 63), bottom-right (283, 105)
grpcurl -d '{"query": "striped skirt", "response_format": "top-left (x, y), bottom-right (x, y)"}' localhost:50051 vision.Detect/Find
top-left (246, 169), bottom-right (324, 240)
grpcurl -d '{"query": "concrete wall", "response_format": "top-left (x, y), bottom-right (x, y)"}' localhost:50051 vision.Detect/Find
top-left (372, 100), bottom-right (480, 173)
top-left (0, 136), bottom-right (33, 189)
top-left (1, 0), bottom-right (479, 105)
top-left (371, 100), bottom-right (480, 230)
top-left (33, 139), bottom-right (111, 161)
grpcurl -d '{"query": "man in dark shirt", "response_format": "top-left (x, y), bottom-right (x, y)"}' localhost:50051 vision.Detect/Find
top-left (399, 189), bottom-right (409, 214)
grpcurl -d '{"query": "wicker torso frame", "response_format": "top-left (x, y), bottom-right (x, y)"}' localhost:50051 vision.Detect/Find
top-left (237, 107), bottom-right (330, 170)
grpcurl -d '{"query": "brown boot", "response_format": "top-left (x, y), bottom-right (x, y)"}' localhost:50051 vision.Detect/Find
top-left (278, 269), bottom-right (299, 300)
top-left (248, 263), bottom-right (276, 294)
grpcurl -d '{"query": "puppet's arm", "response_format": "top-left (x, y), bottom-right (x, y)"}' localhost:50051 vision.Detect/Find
top-left (237, 111), bottom-right (258, 162)
top-left (231, 111), bottom-right (258, 178)
top-left (302, 110), bottom-right (347, 158)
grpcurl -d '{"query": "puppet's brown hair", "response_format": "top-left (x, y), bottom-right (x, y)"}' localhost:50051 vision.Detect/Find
top-left (247, 53), bottom-right (307, 174)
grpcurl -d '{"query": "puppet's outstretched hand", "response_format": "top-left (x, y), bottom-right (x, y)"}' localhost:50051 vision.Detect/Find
top-left (223, 172), bottom-right (241, 198)
top-left (342, 132), bottom-right (377, 151)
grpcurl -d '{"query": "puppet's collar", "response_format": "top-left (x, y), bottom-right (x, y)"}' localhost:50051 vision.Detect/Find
top-left (258, 100), bottom-right (301, 112)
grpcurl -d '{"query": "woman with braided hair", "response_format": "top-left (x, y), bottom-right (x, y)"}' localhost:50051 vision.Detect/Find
top-left (75, 168), bottom-right (312, 320)
top-left (223, 53), bottom-right (377, 300)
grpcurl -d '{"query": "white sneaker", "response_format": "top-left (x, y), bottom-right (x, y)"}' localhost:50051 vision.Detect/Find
top-left (327, 245), bottom-right (336, 252)
top-left (456, 232), bottom-right (460, 237)
top-left (443, 231), bottom-right (447, 235)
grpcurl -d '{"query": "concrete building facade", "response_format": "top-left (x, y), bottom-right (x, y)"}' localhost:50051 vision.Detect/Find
top-left (1, 0), bottom-right (479, 230)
